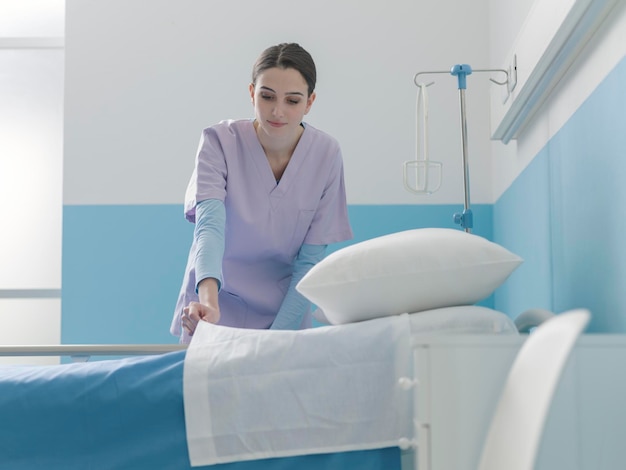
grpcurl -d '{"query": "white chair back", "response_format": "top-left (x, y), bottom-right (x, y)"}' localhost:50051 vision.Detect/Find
top-left (478, 309), bottom-right (590, 470)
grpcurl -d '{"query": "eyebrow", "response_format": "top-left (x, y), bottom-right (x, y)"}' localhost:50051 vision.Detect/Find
top-left (259, 86), bottom-right (305, 97)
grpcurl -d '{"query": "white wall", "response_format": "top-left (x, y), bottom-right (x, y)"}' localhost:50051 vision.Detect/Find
top-left (64, 0), bottom-right (495, 206)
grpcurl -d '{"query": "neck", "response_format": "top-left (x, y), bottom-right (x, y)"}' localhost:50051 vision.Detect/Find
top-left (254, 121), bottom-right (304, 160)
top-left (254, 121), bottom-right (304, 181)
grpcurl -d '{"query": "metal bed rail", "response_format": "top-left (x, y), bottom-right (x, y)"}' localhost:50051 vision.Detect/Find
top-left (0, 344), bottom-right (187, 362)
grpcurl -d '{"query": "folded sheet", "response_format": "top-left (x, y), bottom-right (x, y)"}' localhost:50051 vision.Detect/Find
top-left (183, 314), bottom-right (413, 467)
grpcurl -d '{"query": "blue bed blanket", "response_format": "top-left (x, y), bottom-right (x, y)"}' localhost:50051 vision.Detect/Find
top-left (0, 351), bottom-right (401, 470)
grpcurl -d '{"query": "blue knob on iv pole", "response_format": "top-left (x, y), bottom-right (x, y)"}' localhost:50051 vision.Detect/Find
top-left (453, 208), bottom-right (473, 230)
top-left (450, 64), bottom-right (473, 90)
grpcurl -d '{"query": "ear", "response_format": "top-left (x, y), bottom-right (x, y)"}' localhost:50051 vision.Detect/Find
top-left (304, 92), bottom-right (316, 115)
top-left (249, 83), bottom-right (255, 104)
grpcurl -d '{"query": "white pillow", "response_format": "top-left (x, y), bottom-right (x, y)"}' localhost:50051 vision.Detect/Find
top-left (314, 306), bottom-right (518, 335)
top-left (408, 306), bottom-right (518, 335)
top-left (297, 228), bottom-right (523, 325)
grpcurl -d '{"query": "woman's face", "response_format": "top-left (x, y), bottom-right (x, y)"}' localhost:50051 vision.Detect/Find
top-left (249, 67), bottom-right (315, 141)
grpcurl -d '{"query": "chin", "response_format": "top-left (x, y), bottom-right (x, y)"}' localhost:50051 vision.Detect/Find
top-left (263, 124), bottom-right (291, 135)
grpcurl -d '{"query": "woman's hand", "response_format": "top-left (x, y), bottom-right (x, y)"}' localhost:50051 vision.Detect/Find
top-left (182, 301), bottom-right (220, 336)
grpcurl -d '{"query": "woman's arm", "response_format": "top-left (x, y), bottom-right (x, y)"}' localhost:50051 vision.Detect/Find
top-left (182, 199), bottom-right (225, 335)
top-left (270, 244), bottom-right (327, 330)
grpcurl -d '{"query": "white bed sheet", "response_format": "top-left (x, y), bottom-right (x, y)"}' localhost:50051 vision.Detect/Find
top-left (183, 313), bottom-right (414, 467)
top-left (182, 307), bottom-right (518, 467)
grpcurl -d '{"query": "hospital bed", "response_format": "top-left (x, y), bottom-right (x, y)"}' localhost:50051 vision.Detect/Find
top-left (0, 307), bottom-right (508, 468)
top-left (0, 307), bottom-right (522, 470)
top-left (2, 309), bottom-right (626, 470)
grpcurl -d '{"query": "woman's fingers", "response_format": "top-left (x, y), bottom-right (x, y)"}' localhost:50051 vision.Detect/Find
top-left (182, 302), bottom-right (220, 335)
top-left (182, 303), bottom-right (201, 335)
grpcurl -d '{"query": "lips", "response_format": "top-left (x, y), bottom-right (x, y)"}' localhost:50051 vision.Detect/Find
top-left (267, 121), bottom-right (286, 128)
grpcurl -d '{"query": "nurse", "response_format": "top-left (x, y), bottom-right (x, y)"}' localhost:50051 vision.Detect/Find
top-left (171, 43), bottom-right (353, 342)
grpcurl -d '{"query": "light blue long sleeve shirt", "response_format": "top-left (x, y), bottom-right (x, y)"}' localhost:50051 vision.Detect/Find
top-left (194, 199), bottom-right (225, 291)
top-left (270, 243), bottom-right (326, 330)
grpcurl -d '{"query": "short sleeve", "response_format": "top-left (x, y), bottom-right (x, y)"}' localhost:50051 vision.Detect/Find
top-left (184, 127), bottom-right (229, 223)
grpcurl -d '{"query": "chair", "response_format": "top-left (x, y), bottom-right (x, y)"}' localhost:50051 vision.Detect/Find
top-left (478, 309), bottom-right (591, 470)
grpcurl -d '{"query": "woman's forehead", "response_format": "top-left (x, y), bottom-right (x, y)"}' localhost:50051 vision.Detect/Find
top-left (255, 67), bottom-right (308, 92)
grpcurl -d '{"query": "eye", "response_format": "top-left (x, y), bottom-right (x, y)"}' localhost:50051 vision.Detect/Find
top-left (260, 93), bottom-right (275, 101)
top-left (287, 99), bottom-right (301, 105)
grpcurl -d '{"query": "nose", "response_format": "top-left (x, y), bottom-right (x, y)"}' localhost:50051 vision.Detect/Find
top-left (272, 102), bottom-right (284, 118)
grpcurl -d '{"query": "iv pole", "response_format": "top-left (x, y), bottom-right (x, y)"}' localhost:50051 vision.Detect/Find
top-left (413, 65), bottom-right (508, 233)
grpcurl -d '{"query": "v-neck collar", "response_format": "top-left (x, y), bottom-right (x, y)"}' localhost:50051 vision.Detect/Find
top-left (243, 120), bottom-right (311, 200)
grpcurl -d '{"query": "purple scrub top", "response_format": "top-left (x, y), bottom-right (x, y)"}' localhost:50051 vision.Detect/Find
top-left (171, 119), bottom-right (352, 335)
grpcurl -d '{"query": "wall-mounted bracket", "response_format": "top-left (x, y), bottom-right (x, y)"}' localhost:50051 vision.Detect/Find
top-left (508, 54), bottom-right (518, 93)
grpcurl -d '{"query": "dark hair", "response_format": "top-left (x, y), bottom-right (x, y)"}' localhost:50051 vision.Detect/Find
top-left (251, 43), bottom-right (316, 96)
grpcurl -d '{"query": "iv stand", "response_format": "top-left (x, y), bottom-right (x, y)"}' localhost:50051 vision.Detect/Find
top-left (413, 65), bottom-right (508, 233)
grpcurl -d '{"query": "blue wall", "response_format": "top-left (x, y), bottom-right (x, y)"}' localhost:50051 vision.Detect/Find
top-left (493, 56), bottom-right (626, 333)
top-left (493, 149), bottom-right (553, 318)
top-left (62, 204), bottom-right (493, 344)
top-left (62, 205), bottom-right (192, 344)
